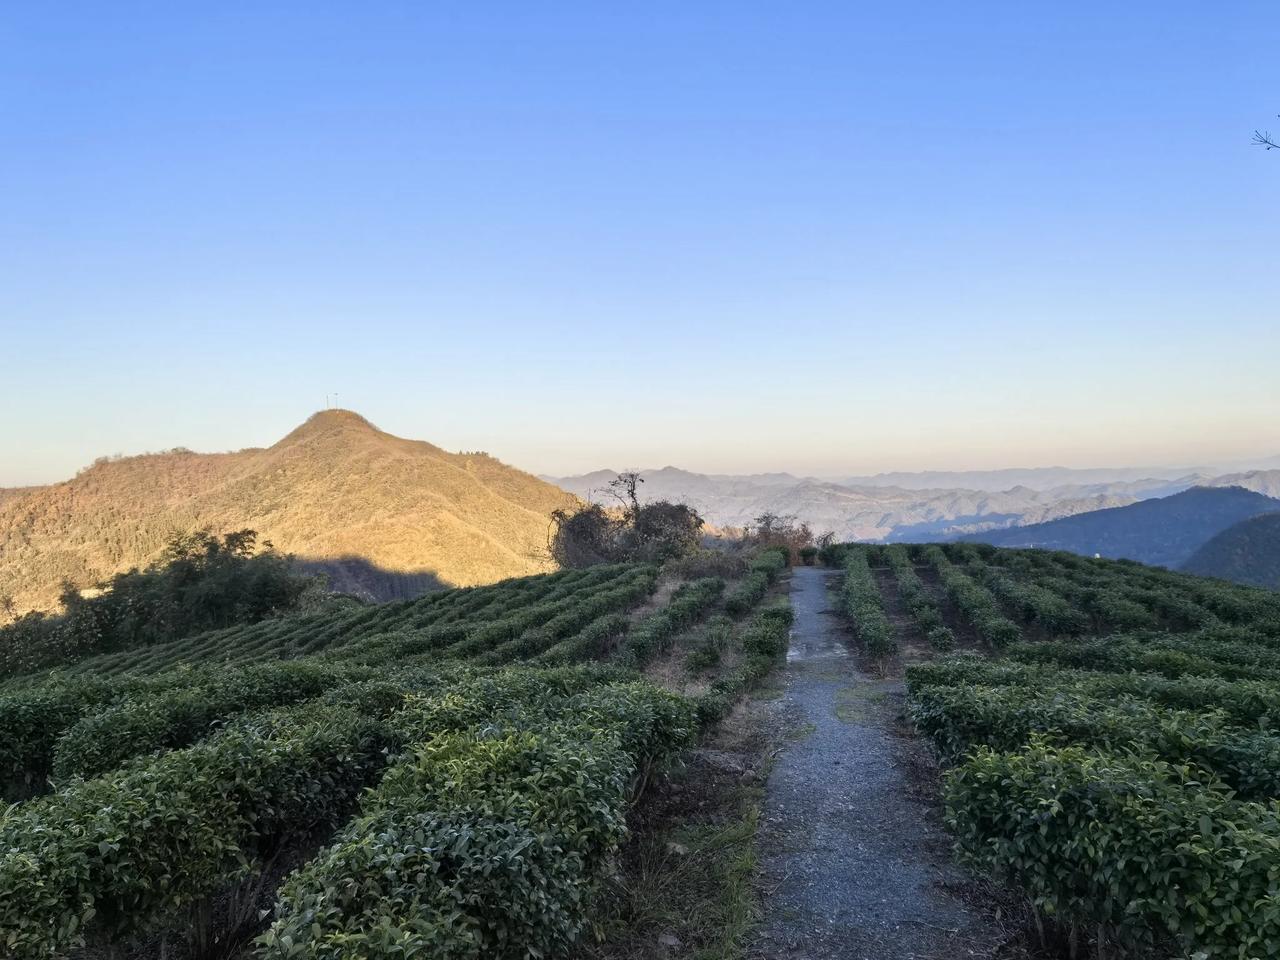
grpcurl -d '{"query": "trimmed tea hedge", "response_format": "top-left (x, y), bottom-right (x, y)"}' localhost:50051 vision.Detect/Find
top-left (946, 739), bottom-right (1280, 958)
top-left (840, 548), bottom-right (895, 657)
top-left (258, 682), bottom-right (696, 959)
top-left (625, 577), bottom-right (725, 665)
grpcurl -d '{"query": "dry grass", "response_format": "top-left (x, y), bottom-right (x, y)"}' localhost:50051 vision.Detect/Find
top-left (575, 705), bottom-right (771, 960)
top-left (0, 410), bottom-right (579, 614)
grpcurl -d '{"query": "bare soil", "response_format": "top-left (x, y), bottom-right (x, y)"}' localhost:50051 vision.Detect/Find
top-left (916, 563), bottom-right (986, 653)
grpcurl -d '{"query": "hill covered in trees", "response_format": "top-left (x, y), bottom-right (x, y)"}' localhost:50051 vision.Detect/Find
top-left (1182, 512), bottom-right (1280, 588)
top-left (0, 410), bottom-right (577, 615)
top-left (959, 486), bottom-right (1280, 568)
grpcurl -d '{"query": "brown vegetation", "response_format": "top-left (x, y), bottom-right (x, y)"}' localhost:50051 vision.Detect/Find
top-left (0, 410), bottom-right (579, 615)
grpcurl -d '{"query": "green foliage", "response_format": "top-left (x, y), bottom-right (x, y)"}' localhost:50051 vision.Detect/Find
top-left (694, 601), bottom-right (793, 727)
top-left (50, 661), bottom-right (377, 781)
top-left (0, 705), bottom-right (399, 958)
top-left (910, 678), bottom-right (1280, 799)
top-left (817, 541), bottom-right (848, 567)
top-left (884, 544), bottom-right (950, 640)
top-left (925, 546), bottom-right (1022, 647)
top-left (723, 548), bottom-right (787, 617)
top-left (904, 541), bottom-right (1280, 959)
top-left (258, 682), bottom-right (696, 959)
top-left (625, 577), bottom-right (725, 665)
top-left (684, 616), bottom-right (734, 673)
top-left (0, 554), bottom-right (790, 960)
top-left (839, 548), bottom-right (895, 657)
top-left (0, 530), bottom-right (314, 678)
top-left (530, 611), bottom-right (630, 666)
top-left (42, 564), bottom-right (639, 680)
top-left (0, 673), bottom-right (190, 801)
top-left (967, 560), bottom-right (1088, 634)
top-left (946, 739), bottom-right (1280, 958)
top-left (926, 625), bottom-right (955, 651)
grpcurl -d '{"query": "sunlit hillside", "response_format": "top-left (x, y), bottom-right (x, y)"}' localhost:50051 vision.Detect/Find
top-left (0, 410), bottom-right (578, 614)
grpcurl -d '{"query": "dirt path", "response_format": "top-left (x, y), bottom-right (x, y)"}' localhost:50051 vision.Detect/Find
top-left (749, 566), bottom-right (997, 960)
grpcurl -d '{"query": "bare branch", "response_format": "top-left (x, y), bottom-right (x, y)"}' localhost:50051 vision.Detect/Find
top-left (1255, 115), bottom-right (1280, 150)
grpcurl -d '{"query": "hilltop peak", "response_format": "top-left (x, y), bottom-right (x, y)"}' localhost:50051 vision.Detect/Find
top-left (275, 409), bottom-right (384, 447)
top-left (299, 408), bottom-right (378, 431)
top-left (0, 412), bottom-right (578, 614)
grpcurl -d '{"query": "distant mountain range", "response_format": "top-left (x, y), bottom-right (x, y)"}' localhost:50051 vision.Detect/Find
top-left (7, 423), bottom-right (1278, 617)
top-left (0, 411), bottom-right (576, 615)
top-left (837, 457), bottom-right (1280, 493)
top-left (960, 486), bottom-right (1280, 568)
top-left (1183, 513), bottom-right (1280, 589)
top-left (546, 464), bottom-right (1280, 544)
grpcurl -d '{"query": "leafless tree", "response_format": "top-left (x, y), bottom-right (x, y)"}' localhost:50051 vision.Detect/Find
top-left (1253, 115), bottom-right (1278, 150)
top-left (607, 471), bottom-right (644, 523)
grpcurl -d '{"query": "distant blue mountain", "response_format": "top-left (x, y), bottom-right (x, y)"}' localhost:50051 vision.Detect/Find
top-left (961, 486), bottom-right (1280, 568)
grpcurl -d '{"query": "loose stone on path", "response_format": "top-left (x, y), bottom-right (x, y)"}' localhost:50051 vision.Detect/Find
top-left (749, 566), bottom-right (997, 960)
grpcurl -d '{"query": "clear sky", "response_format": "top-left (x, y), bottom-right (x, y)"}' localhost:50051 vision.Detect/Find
top-left (3, 2), bottom-right (1278, 486)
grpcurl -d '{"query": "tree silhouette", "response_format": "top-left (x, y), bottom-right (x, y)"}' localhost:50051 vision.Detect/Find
top-left (1253, 115), bottom-right (1278, 150)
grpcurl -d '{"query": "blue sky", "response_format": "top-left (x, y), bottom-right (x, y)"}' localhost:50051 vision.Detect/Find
top-left (3, 2), bottom-right (1278, 485)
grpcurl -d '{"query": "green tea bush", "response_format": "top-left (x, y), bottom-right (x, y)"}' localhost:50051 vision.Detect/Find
top-left (968, 562), bottom-right (1088, 634)
top-left (840, 549), bottom-right (895, 657)
top-left (0, 673), bottom-right (192, 800)
top-left (0, 706), bottom-right (398, 959)
top-left (684, 616), bottom-right (734, 673)
top-left (1010, 633), bottom-right (1280, 683)
top-left (910, 681), bottom-right (1280, 799)
top-left (946, 739), bottom-right (1280, 958)
top-left (925, 547), bottom-right (1021, 648)
top-left (625, 577), bottom-right (725, 665)
top-left (260, 682), bottom-right (695, 960)
top-left (696, 601), bottom-right (793, 726)
top-left (473, 570), bottom-right (656, 665)
top-left (909, 654), bottom-right (1280, 729)
top-left (530, 611), bottom-right (629, 666)
top-left (885, 545), bottom-right (950, 639)
top-left (51, 660), bottom-right (370, 780)
top-left (926, 625), bottom-right (955, 651)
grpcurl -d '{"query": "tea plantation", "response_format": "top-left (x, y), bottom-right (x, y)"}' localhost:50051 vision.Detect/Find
top-left (0, 550), bottom-right (792, 959)
top-left (836, 542), bottom-right (1280, 959)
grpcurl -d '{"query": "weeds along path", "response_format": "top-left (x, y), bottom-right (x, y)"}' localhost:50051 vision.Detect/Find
top-left (750, 566), bottom-right (994, 960)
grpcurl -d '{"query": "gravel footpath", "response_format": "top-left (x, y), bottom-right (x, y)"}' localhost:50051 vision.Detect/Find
top-left (749, 566), bottom-right (996, 959)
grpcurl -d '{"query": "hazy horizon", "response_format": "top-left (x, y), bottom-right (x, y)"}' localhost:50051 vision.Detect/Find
top-left (4, 5), bottom-right (1278, 486)
top-left (3, 406), bottom-right (1277, 490)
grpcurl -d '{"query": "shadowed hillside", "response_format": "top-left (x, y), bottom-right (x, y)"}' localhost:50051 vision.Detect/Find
top-left (961, 486), bottom-right (1280, 567)
top-left (0, 410), bottom-right (578, 614)
top-left (1182, 512), bottom-right (1280, 588)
